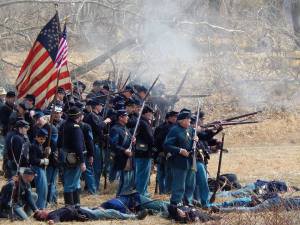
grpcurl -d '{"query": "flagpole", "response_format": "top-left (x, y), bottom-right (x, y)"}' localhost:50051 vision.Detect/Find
top-left (46, 11), bottom-right (64, 152)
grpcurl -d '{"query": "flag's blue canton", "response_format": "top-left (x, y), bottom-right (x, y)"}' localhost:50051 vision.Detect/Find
top-left (37, 12), bottom-right (61, 61)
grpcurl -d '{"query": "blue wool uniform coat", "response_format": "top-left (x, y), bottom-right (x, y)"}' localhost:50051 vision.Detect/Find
top-left (84, 111), bottom-right (106, 144)
top-left (163, 124), bottom-right (194, 170)
top-left (109, 123), bottom-right (133, 170)
top-left (0, 179), bottom-right (37, 211)
top-left (57, 118), bottom-right (85, 163)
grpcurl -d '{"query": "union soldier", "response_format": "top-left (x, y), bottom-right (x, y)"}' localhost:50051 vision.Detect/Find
top-left (33, 204), bottom-right (147, 223)
top-left (113, 85), bottom-right (135, 105)
top-left (57, 87), bottom-right (66, 106)
top-left (134, 105), bottom-right (155, 196)
top-left (101, 83), bottom-right (110, 96)
top-left (134, 85), bottom-right (147, 103)
top-left (73, 81), bottom-right (86, 101)
top-left (31, 111), bottom-right (59, 205)
top-left (57, 106), bottom-right (87, 206)
top-left (51, 104), bottom-right (65, 129)
top-left (86, 80), bottom-right (104, 100)
top-left (164, 109), bottom-right (198, 206)
top-left (0, 87), bottom-right (7, 157)
top-left (31, 111), bottom-right (58, 155)
top-left (29, 128), bottom-right (49, 209)
top-left (109, 109), bottom-right (136, 196)
top-left (8, 102), bottom-right (28, 129)
top-left (84, 100), bottom-right (93, 117)
top-left (0, 87), bottom-right (6, 105)
top-left (197, 111), bottom-right (223, 153)
top-left (0, 168), bottom-right (39, 220)
top-left (190, 115), bottom-right (210, 208)
top-left (24, 94), bottom-right (36, 111)
top-left (79, 114), bottom-right (97, 194)
top-left (84, 99), bottom-right (111, 191)
top-left (101, 190), bottom-right (167, 215)
top-left (44, 105), bottom-right (63, 205)
top-left (0, 91), bottom-right (16, 136)
top-left (154, 110), bottom-right (178, 194)
top-left (6, 120), bottom-right (30, 178)
top-left (125, 98), bottom-right (138, 130)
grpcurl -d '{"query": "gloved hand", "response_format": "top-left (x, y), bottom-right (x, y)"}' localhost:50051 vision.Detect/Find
top-left (40, 158), bottom-right (49, 166)
top-left (45, 147), bottom-right (51, 156)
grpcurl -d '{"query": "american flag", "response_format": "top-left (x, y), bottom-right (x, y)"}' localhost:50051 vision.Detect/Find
top-left (16, 12), bottom-right (72, 109)
top-left (55, 23), bottom-right (68, 70)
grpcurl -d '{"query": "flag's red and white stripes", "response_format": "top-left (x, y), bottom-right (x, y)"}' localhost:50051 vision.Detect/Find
top-left (55, 35), bottom-right (68, 70)
top-left (16, 26), bottom-right (71, 109)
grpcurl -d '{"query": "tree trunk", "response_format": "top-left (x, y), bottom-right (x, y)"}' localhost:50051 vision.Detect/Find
top-left (70, 38), bottom-right (136, 78)
top-left (291, 0), bottom-right (300, 48)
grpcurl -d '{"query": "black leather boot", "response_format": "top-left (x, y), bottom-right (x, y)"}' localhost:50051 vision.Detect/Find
top-left (63, 192), bottom-right (74, 206)
top-left (73, 189), bottom-right (81, 206)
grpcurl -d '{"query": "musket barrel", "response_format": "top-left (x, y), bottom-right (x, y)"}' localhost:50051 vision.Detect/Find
top-left (203, 121), bottom-right (259, 128)
top-left (192, 98), bottom-right (201, 172)
top-left (224, 111), bottom-right (262, 122)
top-left (129, 74), bottom-right (160, 151)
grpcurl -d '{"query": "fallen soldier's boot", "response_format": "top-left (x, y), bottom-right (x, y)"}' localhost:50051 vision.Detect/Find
top-left (137, 209), bottom-right (148, 220)
top-left (168, 204), bottom-right (221, 223)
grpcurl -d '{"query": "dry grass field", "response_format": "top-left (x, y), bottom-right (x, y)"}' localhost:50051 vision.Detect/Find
top-left (0, 117), bottom-right (299, 225)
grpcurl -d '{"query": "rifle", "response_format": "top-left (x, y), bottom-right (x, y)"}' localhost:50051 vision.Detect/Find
top-left (202, 110), bottom-right (262, 128)
top-left (102, 74), bottom-right (113, 118)
top-left (102, 78), bottom-right (113, 190)
top-left (175, 69), bottom-right (190, 96)
top-left (223, 111), bottom-right (262, 122)
top-left (202, 121), bottom-right (259, 128)
top-left (120, 72), bottom-right (131, 90)
top-left (103, 123), bottom-right (110, 190)
top-left (127, 75), bottom-right (160, 169)
top-left (166, 94), bottom-right (211, 98)
top-left (210, 133), bottom-right (225, 203)
top-left (117, 71), bottom-right (124, 91)
top-left (8, 137), bottom-right (29, 221)
top-left (191, 99), bottom-right (201, 172)
top-left (170, 69), bottom-right (190, 110)
top-left (93, 89), bottom-right (129, 99)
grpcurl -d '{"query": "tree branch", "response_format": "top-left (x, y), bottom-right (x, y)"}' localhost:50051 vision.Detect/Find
top-left (0, 0), bottom-right (142, 18)
top-left (178, 20), bottom-right (245, 33)
top-left (1, 58), bottom-right (21, 68)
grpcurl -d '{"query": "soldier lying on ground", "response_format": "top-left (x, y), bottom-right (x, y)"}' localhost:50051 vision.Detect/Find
top-left (100, 189), bottom-right (221, 223)
top-left (211, 195), bottom-right (300, 213)
top-left (100, 189), bottom-right (168, 215)
top-left (33, 205), bottom-right (148, 224)
top-left (215, 179), bottom-right (297, 199)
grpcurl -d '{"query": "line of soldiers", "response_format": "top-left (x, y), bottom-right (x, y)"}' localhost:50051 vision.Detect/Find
top-left (0, 80), bottom-right (224, 220)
